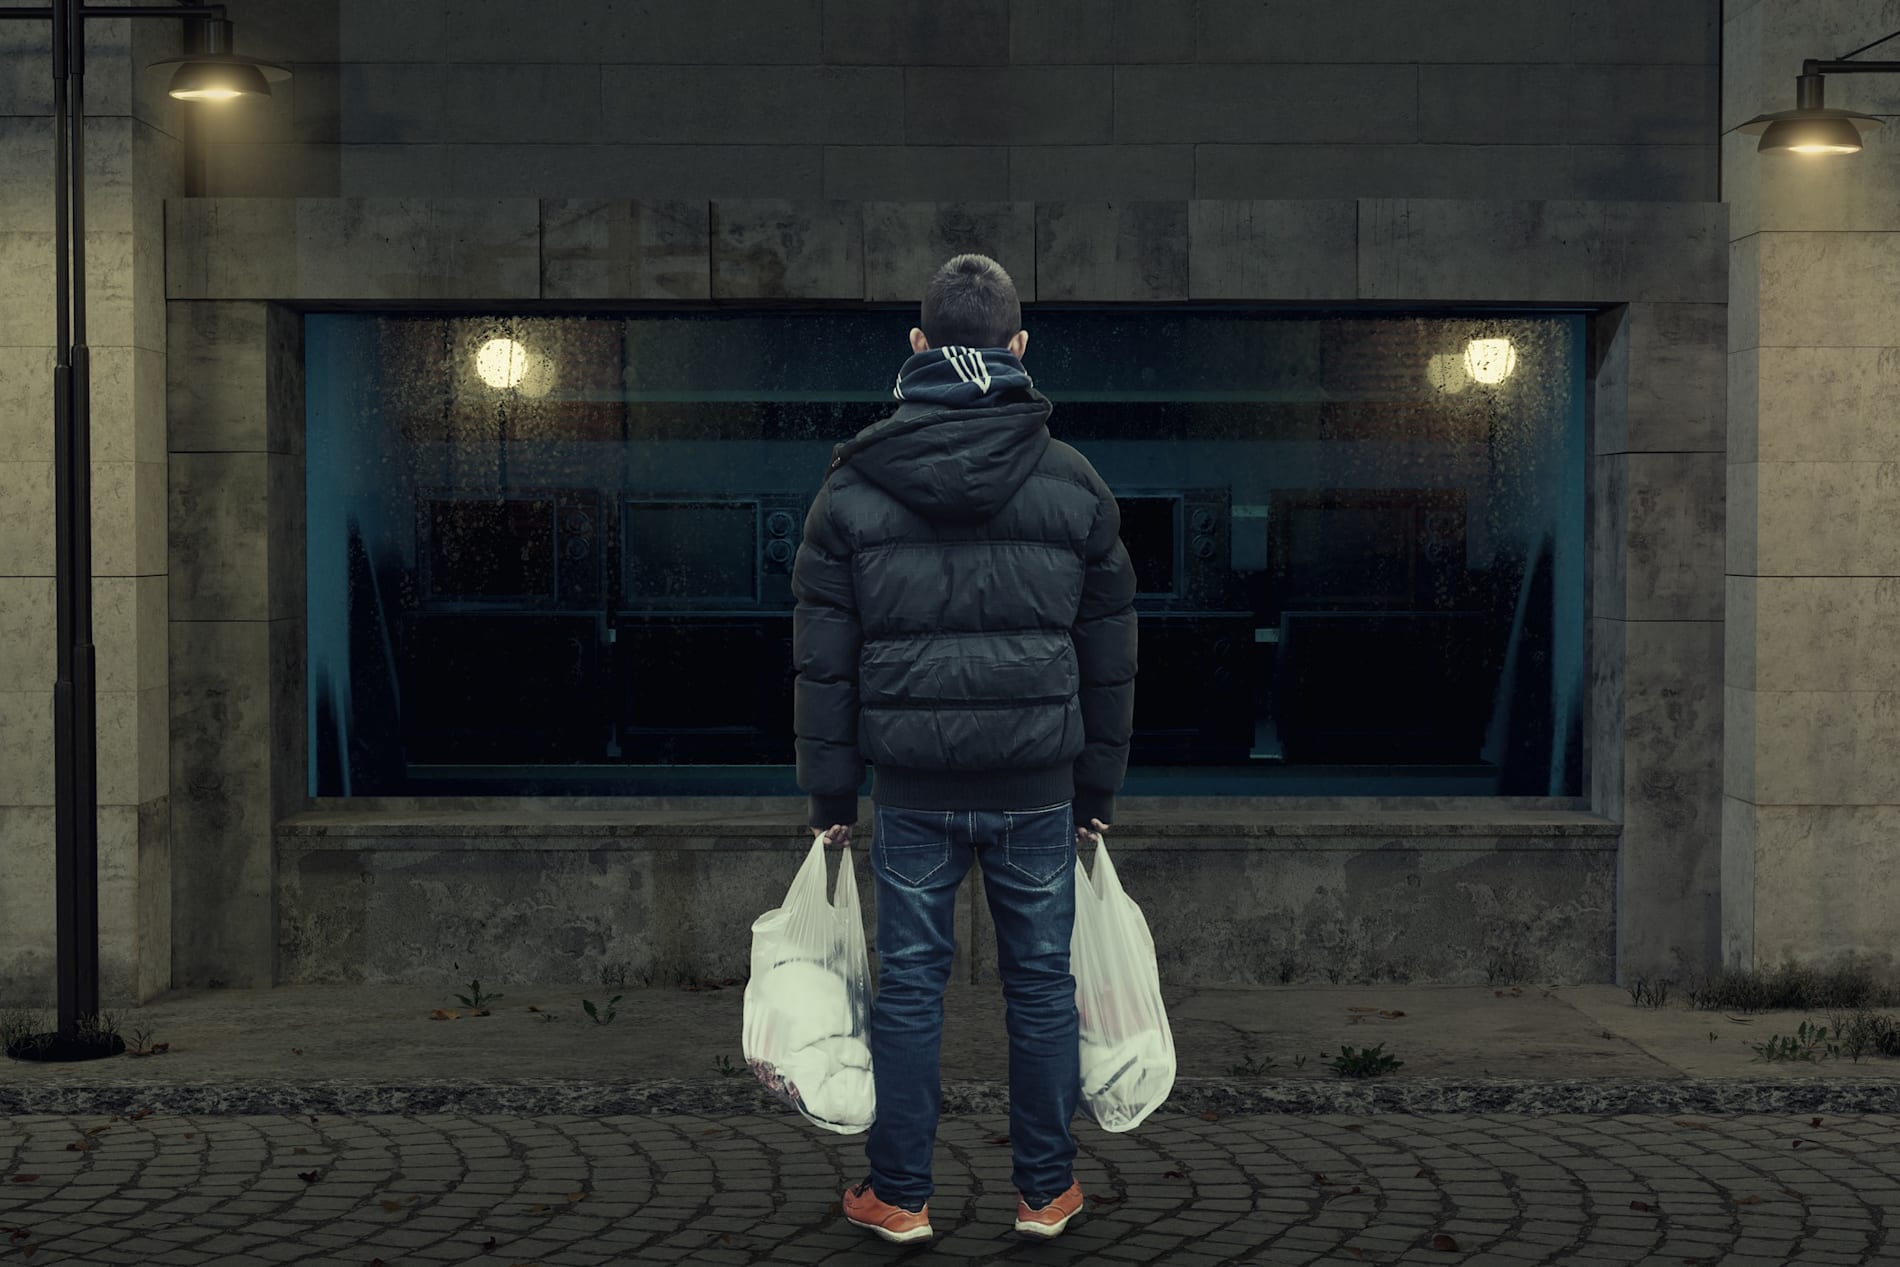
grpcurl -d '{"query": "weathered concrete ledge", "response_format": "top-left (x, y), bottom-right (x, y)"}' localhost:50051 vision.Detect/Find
top-left (276, 801), bottom-right (1620, 841)
top-left (272, 808), bottom-right (1619, 987)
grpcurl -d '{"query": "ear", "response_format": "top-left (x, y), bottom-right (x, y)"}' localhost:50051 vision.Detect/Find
top-left (910, 327), bottom-right (930, 354)
top-left (1010, 329), bottom-right (1028, 359)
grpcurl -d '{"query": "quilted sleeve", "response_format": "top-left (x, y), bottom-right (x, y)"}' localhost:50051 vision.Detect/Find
top-left (792, 477), bottom-right (865, 831)
top-left (1070, 465), bottom-right (1138, 826)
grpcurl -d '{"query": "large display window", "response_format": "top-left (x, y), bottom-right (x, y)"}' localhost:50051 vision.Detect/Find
top-left (307, 308), bottom-right (1586, 798)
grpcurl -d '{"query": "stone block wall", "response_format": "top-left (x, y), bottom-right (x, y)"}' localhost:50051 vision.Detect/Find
top-left (1, 0), bottom-right (1740, 1001)
top-left (191, 0), bottom-right (1718, 203)
top-left (1723, 0), bottom-right (1900, 978)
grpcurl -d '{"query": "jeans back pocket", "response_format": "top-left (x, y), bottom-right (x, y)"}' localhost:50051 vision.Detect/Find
top-left (1003, 803), bottom-right (1073, 885)
top-left (874, 805), bottom-right (952, 885)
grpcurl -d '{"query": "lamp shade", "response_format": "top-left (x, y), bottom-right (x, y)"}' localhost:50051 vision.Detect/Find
top-left (147, 52), bottom-right (291, 102)
top-left (1738, 107), bottom-right (1881, 156)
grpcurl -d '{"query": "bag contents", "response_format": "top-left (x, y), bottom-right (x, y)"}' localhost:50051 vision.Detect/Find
top-left (742, 836), bottom-right (876, 1134)
top-left (1071, 835), bottom-right (1177, 1131)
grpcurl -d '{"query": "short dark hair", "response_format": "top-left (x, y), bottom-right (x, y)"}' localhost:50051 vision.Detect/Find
top-left (919, 253), bottom-right (1022, 350)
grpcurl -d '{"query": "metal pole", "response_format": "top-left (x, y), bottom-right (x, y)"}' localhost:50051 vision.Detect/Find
top-left (0, 0), bottom-right (234, 1054)
top-left (49, 0), bottom-right (84, 1046)
top-left (64, 0), bottom-right (100, 1042)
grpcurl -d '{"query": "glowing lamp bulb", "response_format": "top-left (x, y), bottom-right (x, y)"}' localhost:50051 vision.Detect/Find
top-left (476, 337), bottom-right (530, 389)
top-left (1464, 338), bottom-right (1517, 385)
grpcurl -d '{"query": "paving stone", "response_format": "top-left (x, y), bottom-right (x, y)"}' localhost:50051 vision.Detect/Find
top-left (7, 1111), bottom-right (1900, 1262)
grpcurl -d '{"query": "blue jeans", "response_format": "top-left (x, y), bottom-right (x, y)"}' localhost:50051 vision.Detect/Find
top-left (864, 801), bottom-right (1081, 1211)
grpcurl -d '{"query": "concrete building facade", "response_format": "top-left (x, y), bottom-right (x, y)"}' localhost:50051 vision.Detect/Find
top-left (0, 0), bottom-right (1887, 1003)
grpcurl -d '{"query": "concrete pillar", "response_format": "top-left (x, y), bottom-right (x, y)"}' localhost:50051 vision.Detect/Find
top-left (0, 3), bottom-right (184, 1004)
top-left (1723, 0), bottom-right (1900, 977)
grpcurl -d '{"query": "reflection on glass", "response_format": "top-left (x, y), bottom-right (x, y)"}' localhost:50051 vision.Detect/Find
top-left (307, 310), bottom-right (1586, 799)
top-left (1464, 337), bottom-right (1518, 384)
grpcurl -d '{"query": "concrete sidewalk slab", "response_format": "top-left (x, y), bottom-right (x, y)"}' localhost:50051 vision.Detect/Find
top-left (4, 982), bottom-right (1898, 1117)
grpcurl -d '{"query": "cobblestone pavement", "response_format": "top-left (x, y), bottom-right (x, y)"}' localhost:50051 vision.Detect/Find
top-left (3, 1110), bottom-right (1899, 1266)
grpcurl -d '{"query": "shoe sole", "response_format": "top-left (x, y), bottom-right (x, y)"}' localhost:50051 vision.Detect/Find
top-left (1014, 1210), bottom-right (1076, 1238)
top-left (847, 1215), bottom-right (933, 1244)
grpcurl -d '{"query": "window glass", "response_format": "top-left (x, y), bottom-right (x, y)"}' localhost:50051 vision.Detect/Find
top-left (307, 309), bottom-right (1585, 797)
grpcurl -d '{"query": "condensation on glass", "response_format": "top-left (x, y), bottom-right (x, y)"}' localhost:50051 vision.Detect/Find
top-left (305, 310), bottom-right (1587, 798)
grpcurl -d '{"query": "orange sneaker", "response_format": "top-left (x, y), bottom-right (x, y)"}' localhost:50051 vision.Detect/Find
top-left (1015, 1179), bottom-right (1084, 1238)
top-left (843, 1177), bottom-right (933, 1244)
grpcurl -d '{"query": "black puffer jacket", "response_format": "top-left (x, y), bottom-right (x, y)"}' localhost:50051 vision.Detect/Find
top-left (792, 384), bottom-right (1137, 832)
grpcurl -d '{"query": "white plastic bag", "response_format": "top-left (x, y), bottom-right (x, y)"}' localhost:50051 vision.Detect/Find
top-left (1071, 834), bottom-right (1176, 1131)
top-left (743, 835), bottom-right (876, 1134)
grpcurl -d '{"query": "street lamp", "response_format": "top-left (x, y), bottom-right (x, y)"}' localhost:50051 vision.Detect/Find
top-left (1739, 28), bottom-right (1897, 156)
top-left (0, 2), bottom-right (287, 1064)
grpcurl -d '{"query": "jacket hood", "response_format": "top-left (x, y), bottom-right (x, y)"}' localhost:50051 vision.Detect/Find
top-left (829, 387), bottom-right (1055, 523)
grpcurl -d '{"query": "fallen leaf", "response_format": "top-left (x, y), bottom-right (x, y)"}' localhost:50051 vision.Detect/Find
top-left (1792, 1139), bottom-right (1806, 1149)
top-left (6, 1228), bottom-right (28, 1242)
top-left (990, 1135), bottom-right (1010, 1146)
top-left (1200, 1111), bottom-right (1220, 1123)
top-left (1811, 1116), bottom-right (1823, 1127)
top-left (430, 1009), bottom-right (460, 1021)
top-left (308, 1116), bottom-right (318, 1125)
top-left (293, 1147), bottom-right (308, 1154)
top-left (6, 1176), bottom-right (39, 1184)
top-left (1378, 1009), bottom-right (1405, 1018)
top-left (1163, 1169), bottom-right (1185, 1179)
top-left (470, 1008), bottom-right (491, 1018)
top-left (127, 1108), bottom-right (153, 1121)
top-left (1349, 1185), bottom-right (1362, 1194)
top-left (1630, 1199), bottom-right (1654, 1211)
top-left (482, 1238), bottom-right (498, 1252)
top-left (529, 1203), bottom-right (549, 1213)
top-left (717, 1232), bottom-right (736, 1245)
top-left (701, 1128), bottom-right (722, 1137)
top-left (1670, 1119), bottom-right (1713, 1130)
top-left (1343, 1124), bottom-right (1365, 1132)
top-left (406, 1195), bottom-right (419, 1205)
top-left (182, 1133), bottom-right (194, 1141)
top-left (84, 1125), bottom-right (110, 1137)
top-left (63, 1141), bottom-right (90, 1152)
top-left (1414, 1168), bottom-right (1434, 1179)
top-left (296, 1170), bottom-right (320, 1183)
top-left (1088, 1192), bottom-right (1124, 1206)
top-left (379, 1199), bottom-right (404, 1212)
top-left (370, 1259), bottom-right (384, 1267)
top-left (565, 1190), bottom-right (586, 1203)
top-left (1430, 1232), bottom-right (1460, 1251)
top-left (291, 1048), bottom-right (302, 1055)
top-left (1313, 1172), bottom-right (1330, 1185)
top-left (527, 1005), bottom-right (543, 1013)
top-left (1348, 1250), bottom-right (1366, 1261)
top-left (19, 1244), bottom-right (35, 1260)
top-left (1737, 1194), bottom-right (1763, 1205)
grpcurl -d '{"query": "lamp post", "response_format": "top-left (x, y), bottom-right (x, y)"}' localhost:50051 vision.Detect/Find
top-left (1739, 28), bottom-right (1899, 155)
top-left (0, 0), bottom-right (286, 1063)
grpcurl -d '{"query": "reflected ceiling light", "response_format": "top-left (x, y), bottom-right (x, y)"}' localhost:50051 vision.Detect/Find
top-left (148, 20), bottom-right (290, 103)
top-left (476, 338), bottom-right (532, 389)
top-left (1739, 31), bottom-right (1899, 157)
top-left (1426, 352), bottom-right (1470, 395)
top-left (1464, 338), bottom-right (1517, 385)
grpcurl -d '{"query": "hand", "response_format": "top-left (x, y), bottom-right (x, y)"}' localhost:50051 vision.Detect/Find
top-left (814, 823), bottom-right (853, 848)
top-left (1076, 816), bottom-right (1108, 848)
